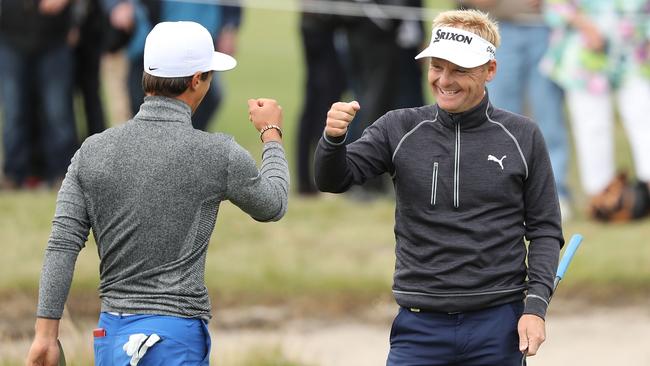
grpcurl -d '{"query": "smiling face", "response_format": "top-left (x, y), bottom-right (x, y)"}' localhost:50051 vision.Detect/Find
top-left (428, 57), bottom-right (496, 113)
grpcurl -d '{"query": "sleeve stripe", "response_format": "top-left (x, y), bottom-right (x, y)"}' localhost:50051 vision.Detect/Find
top-left (526, 294), bottom-right (550, 307)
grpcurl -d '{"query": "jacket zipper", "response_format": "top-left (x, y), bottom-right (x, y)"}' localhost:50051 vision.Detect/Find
top-left (454, 122), bottom-right (460, 208)
top-left (431, 162), bottom-right (439, 206)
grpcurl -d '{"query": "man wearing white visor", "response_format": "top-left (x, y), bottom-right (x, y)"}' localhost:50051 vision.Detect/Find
top-left (26, 21), bottom-right (289, 365)
top-left (314, 9), bottom-right (562, 365)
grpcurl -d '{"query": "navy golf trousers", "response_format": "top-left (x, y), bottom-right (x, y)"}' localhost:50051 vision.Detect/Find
top-left (387, 301), bottom-right (526, 366)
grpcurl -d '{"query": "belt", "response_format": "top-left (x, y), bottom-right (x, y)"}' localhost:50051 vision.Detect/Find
top-left (407, 307), bottom-right (461, 315)
top-left (107, 311), bottom-right (136, 316)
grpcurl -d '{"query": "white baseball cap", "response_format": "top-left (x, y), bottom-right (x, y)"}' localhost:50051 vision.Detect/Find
top-left (144, 21), bottom-right (237, 78)
top-left (415, 26), bottom-right (496, 68)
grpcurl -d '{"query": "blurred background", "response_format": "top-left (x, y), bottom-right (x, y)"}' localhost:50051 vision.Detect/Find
top-left (1, 0), bottom-right (649, 365)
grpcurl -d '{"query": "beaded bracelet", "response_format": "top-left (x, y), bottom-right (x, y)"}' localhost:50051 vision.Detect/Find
top-left (259, 124), bottom-right (283, 142)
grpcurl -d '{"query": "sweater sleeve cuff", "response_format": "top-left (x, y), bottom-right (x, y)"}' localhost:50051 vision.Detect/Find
top-left (262, 140), bottom-right (284, 152)
top-left (322, 130), bottom-right (347, 146)
top-left (524, 294), bottom-right (550, 319)
top-left (36, 308), bottom-right (63, 320)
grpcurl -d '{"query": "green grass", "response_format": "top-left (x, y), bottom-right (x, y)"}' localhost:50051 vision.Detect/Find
top-left (2, 189), bottom-right (649, 308)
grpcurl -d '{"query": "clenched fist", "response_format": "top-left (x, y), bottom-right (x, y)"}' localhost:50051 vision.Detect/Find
top-left (325, 101), bottom-right (361, 138)
top-left (248, 98), bottom-right (283, 143)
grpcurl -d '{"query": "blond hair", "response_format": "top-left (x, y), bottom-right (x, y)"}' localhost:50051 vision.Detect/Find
top-left (432, 9), bottom-right (500, 47)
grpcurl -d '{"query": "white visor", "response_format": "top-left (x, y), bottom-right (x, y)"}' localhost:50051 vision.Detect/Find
top-left (415, 27), bottom-right (496, 68)
top-left (144, 21), bottom-right (237, 78)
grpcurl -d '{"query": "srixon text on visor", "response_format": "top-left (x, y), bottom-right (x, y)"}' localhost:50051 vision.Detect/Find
top-left (433, 29), bottom-right (473, 44)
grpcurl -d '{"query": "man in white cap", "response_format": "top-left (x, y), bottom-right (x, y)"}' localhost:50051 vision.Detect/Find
top-left (314, 9), bottom-right (563, 365)
top-left (26, 21), bottom-right (289, 365)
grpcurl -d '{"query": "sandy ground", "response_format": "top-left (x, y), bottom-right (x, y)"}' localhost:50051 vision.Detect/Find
top-left (527, 305), bottom-right (650, 366)
top-left (211, 304), bottom-right (650, 366)
top-left (4, 302), bottom-right (648, 365)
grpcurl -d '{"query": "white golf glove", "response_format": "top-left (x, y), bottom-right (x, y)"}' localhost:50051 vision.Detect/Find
top-left (122, 333), bottom-right (161, 366)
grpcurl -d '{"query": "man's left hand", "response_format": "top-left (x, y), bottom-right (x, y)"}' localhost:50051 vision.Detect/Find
top-left (518, 314), bottom-right (546, 356)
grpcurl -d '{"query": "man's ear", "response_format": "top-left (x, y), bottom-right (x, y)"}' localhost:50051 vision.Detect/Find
top-left (190, 72), bottom-right (203, 90)
top-left (485, 60), bottom-right (497, 82)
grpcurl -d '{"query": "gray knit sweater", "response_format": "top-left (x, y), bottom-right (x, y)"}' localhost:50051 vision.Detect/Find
top-left (37, 96), bottom-right (289, 321)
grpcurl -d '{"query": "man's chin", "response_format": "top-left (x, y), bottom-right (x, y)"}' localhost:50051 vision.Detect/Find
top-left (437, 101), bottom-right (460, 113)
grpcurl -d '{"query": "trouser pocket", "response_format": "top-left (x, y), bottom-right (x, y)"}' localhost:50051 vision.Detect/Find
top-left (94, 335), bottom-right (130, 366)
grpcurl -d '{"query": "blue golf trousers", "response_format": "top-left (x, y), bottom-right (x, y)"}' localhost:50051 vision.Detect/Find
top-left (387, 301), bottom-right (526, 366)
top-left (94, 312), bottom-right (211, 365)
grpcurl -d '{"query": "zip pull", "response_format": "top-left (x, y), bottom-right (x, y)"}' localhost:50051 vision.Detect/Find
top-left (454, 123), bottom-right (460, 208)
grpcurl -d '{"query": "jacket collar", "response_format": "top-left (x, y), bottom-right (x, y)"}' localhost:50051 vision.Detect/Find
top-left (134, 96), bottom-right (193, 125)
top-left (436, 90), bottom-right (493, 130)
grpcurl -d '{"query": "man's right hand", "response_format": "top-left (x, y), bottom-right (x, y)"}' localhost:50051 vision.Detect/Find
top-left (25, 318), bottom-right (61, 366)
top-left (325, 101), bottom-right (361, 138)
top-left (25, 337), bottom-right (59, 366)
top-left (248, 99), bottom-right (283, 143)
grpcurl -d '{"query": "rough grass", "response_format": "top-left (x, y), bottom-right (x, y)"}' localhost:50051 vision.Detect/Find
top-left (2, 188), bottom-right (649, 308)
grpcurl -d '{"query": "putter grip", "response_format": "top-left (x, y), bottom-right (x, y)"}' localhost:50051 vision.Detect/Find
top-left (556, 234), bottom-right (583, 280)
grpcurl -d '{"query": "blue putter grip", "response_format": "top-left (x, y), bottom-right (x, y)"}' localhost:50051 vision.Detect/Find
top-left (555, 234), bottom-right (583, 287)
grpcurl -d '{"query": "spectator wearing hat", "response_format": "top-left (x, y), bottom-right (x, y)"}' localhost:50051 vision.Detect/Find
top-left (25, 21), bottom-right (289, 365)
top-left (315, 9), bottom-right (563, 364)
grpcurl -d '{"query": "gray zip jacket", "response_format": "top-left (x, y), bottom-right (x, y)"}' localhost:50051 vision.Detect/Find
top-left (37, 96), bottom-right (289, 321)
top-left (314, 94), bottom-right (563, 318)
